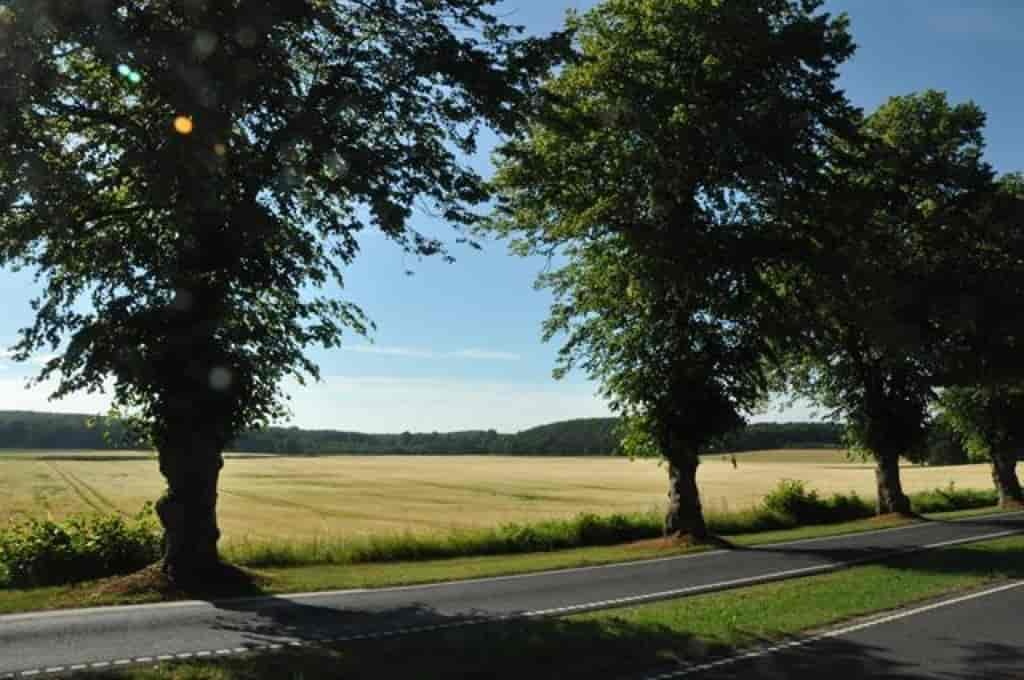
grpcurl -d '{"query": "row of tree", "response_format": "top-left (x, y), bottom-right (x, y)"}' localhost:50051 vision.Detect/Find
top-left (0, 0), bottom-right (1019, 582)
top-left (486, 0), bottom-right (1024, 538)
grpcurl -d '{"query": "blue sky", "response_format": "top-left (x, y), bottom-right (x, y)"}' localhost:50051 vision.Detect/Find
top-left (1, 1), bottom-right (1022, 432)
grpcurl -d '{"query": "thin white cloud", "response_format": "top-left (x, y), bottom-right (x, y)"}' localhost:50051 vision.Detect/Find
top-left (342, 345), bottom-right (436, 358)
top-left (343, 345), bottom-right (521, 361)
top-left (448, 349), bottom-right (521, 361)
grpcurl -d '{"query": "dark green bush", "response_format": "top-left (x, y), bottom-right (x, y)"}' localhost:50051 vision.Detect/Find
top-left (0, 505), bottom-right (162, 587)
top-left (762, 479), bottom-right (824, 523)
top-left (910, 482), bottom-right (998, 514)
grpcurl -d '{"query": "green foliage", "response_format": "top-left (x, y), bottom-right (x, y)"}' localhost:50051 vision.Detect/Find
top-left (0, 0), bottom-right (567, 449)
top-left (615, 414), bottom-right (662, 459)
top-left (909, 482), bottom-right (997, 515)
top-left (0, 505), bottom-right (162, 587)
top-left (223, 511), bottom-right (664, 568)
top-left (762, 479), bottom-right (822, 519)
top-left (936, 385), bottom-right (1024, 462)
top-left (776, 91), bottom-right (1007, 469)
top-left (911, 419), bottom-right (971, 466)
top-left (488, 0), bottom-right (859, 466)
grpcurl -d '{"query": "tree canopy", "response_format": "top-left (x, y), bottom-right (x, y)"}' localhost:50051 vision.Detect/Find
top-left (0, 0), bottom-right (565, 580)
top-left (774, 90), bottom-right (1009, 513)
top-left (488, 0), bottom-right (858, 538)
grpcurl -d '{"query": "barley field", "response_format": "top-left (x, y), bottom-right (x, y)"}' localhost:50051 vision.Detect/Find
top-left (0, 450), bottom-right (997, 543)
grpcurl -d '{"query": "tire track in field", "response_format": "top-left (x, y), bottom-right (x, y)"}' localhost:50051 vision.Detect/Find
top-left (60, 466), bottom-right (120, 513)
top-left (46, 462), bottom-right (117, 514)
top-left (219, 488), bottom-right (445, 527)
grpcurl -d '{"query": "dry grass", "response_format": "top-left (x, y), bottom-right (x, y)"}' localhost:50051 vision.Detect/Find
top-left (0, 450), bottom-right (999, 544)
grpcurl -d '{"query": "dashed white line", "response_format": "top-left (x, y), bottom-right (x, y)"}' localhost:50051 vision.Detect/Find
top-left (4, 520), bottom-right (1022, 679)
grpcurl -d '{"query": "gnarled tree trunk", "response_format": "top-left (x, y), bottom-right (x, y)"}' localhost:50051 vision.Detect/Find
top-left (990, 448), bottom-right (1023, 508)
top-left (156, 429), bottom-right (225, 583)
top-left (665, 455), bottom-right (708, 541)
top-left (875, 449), bottom-right (911, 515)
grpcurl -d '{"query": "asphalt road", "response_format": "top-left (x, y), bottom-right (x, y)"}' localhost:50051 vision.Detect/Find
top-left (637, 579), bottom-right (1024, 679)
top-left (1, 511), bottom-right (1022, 678)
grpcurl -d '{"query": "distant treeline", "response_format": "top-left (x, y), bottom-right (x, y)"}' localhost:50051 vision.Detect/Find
top-left (0, 410), bottom-right (843, 455)
top-left (0, 411), bottom-right (971, 462)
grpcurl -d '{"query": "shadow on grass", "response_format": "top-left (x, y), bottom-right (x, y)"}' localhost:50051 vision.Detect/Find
top-left (56, 522), bottom-right (1024, 680)
top-left (74, 600), bottom-right (1024, 680)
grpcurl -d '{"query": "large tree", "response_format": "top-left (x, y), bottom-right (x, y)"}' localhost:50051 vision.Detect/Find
top-left (777, 91), bottom-right (1001, 514)
top-left (929, 174), bottom-right (1024, 507)
top-left (0, 0), bottom-right (563, 581)
top-left (937, 386), bottom-right (1024, 507)
top-left (488, 0), bottom-right (857, 539)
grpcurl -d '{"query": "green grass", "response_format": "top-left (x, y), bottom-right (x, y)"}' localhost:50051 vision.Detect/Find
top-left (1, 505), bottom-right (1013, 616)
top-left (215, 484), bottom-right (996, 569)
top-left (83, 535), bottom-right (1024, 680)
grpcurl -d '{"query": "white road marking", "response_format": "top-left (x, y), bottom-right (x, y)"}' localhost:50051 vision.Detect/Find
top-left (7, 510), bottom-right (1019, 628)
top-left (5, 517), bottom-right (1023, 678)
top-left (637, 579), bottom-right (1024, 678)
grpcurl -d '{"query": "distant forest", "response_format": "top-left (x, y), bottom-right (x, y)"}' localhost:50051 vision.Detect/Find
top-left (0, 411), bottom-right (851, 455)
top-left (0, 411), bottom-right (975, 463)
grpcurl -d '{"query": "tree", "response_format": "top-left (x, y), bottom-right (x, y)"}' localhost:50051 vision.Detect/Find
top-left (488, 0), bottom-right (857, 539)
top-left (936, 386), bottom-right (1024, 507)
top-left (0, 0), bottom-right (563, 582)
top-left (776, 91), bottom-right (1001, 514)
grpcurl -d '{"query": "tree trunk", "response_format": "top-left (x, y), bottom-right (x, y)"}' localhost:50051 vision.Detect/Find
top-left (875, 449), bottom-right (912, 515)
top-left (990, 449), bottom-right (1023, 508)
top-left (665, 457), bottom-right (709, 541)
top-left (156, 431), bottom-right (224, 583)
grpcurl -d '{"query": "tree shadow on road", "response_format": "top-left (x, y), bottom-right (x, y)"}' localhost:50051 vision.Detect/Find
top-left (716, 513), bottom-right (1024, 575)
top-left (77, 597), bottom-right (1024, 680)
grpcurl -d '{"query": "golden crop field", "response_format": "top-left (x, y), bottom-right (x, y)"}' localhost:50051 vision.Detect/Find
top-left (0, 450), bottom-right (997, 544)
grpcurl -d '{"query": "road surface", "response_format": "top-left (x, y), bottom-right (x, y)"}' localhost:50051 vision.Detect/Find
top-left (1, 511), bottom-right (1022, 678)
top-left (635, 579), bottom-right (1024, 679)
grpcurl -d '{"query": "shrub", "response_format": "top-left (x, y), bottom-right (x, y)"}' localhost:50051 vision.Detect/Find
top-left (762, 479), bottom-right (825, 523)
top-left (0, 505), bottom-right (162, 587)
top-left (910, 482), bottom-right (998, 514)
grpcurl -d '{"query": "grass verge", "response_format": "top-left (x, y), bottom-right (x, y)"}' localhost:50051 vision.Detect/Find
top-left (218, 483), bottom-right (998, 569)
top-left (1, 505), bottom-right (1015, 616)
top-left (82, 534), bottom-right (1024, 679)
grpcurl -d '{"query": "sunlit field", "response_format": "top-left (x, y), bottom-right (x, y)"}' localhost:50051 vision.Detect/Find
top-left (0, 450), bottom-right (997, 543)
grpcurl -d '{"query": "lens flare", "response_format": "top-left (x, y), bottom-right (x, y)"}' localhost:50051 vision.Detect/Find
top-left (209, 366), bottom-right (233, 392)
top-left (117, 64), bottom-right (142, 84)
top-left (173, 115), bottom-right (194, 135)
